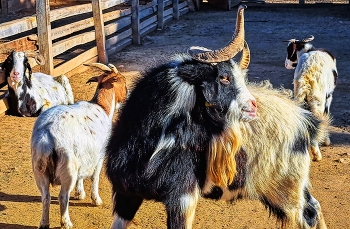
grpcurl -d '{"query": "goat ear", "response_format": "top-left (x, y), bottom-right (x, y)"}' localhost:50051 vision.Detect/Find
top-left (86, 76), bottom-right (99, 84)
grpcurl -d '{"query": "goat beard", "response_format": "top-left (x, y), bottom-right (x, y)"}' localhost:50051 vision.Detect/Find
top-left (207, 124), bottom-right (242, 187)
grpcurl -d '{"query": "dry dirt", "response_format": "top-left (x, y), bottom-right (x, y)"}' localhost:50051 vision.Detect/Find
top-left (1, 2), bottom-right (350, 229)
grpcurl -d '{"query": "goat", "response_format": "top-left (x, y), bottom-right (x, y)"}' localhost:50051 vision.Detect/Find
top-left (202, 81), bottom-right (327, 229)
top-left (106, 6), bottom-right (327, 228)
top-left (284, 35), bottom-right (337, 161)
top-left (105, 5), bottom-right (270, 229)
top-left (1, 50), bottom-right (74, 117)
top-left (31, 63), bottom-right (127, 229)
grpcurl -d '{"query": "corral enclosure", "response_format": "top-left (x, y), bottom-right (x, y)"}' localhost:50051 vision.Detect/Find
top-left (1, 1), bottom-right (350, 229)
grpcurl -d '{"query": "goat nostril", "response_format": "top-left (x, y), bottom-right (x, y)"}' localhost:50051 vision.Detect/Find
top-left (14, 72), bottom-right (19, 76)
top-left (251, 99), bottom-right (257, 109)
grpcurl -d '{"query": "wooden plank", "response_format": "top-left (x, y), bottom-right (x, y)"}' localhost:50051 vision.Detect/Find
top-left (51, 9), bottom-right (132, 41)
top-left (131, 0), bottom-right (141, 44)
top-left (52, 31), bottom-right (96, 57)
top-left (157, 0), bottom-right (165, 30)
top-left (53, 47), bottom-right (98, 76)
top-left (173, 0), bottom-right (179, 20)
top-left (179, 1), bottom-right (188, 9)
top-left (36, 0), bottom-right (54, 75)
top-left (164, 8), bottom-right (173, 17)
top-left (92, 0), bottom-right (108, 64)
top-left (180, 7), bottom-right (189, 16)
top-left (140, 23), bottom-right (157, 37)
top-left (104, 17), bottom-right (131, 36)
top-left (0, 16), bottom-right (37, 39)
top-left (0, 97), bottom-right (9, 116)
top-left (105, 29), bottom-right (132, 49)
top-left (140, 15), bottom-right (157, 30)
top-left (106, 38), bottom-right (133, 55)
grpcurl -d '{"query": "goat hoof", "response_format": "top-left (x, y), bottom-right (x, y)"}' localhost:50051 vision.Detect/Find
top-left (60, 221), bottom-right (73, 229)
top-left (323, 138), bottom-right (331, 146)
top-left (92, 196), bottom-right (103, 206)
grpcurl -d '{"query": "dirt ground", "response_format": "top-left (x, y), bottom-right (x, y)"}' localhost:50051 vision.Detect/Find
top-left (1, 2), bottom-right (350, 229)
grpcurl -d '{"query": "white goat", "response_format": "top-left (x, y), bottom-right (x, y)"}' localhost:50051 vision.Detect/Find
top-left (284, 35), bottom-right (337, 161)
top-left (1, 50), bottom-right (74, 117)
top-left (31, 63), bottom-right (127, 229)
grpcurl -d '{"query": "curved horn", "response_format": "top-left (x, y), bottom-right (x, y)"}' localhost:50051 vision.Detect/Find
top-left (283, 38), bottom-right (298, 43)
top-left (239, 40), bottom-right (250, 70)
top-left (107, 63), bottom-right (119, 74)
top-left (84, 63), bottom-right (112, 72)
top-left (301, 35), bottom-right (314, 43)
top-left (25, 51), bottom-right (45, 65)
top-left (188, 5), bottom-right (247, 63)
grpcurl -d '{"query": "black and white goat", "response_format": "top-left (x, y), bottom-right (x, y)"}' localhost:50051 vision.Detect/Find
top-left (31, 63), bottom-right (127, 229)
top-left (1, 50), bottom-right (74, 117)
top-left (106, 6), bottom-right (326, 229)
top-left (284, 35), bottom-right (337, 161)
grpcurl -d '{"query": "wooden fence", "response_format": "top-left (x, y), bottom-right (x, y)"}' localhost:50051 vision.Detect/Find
top-left (0, 0), bottom-right (191, 115)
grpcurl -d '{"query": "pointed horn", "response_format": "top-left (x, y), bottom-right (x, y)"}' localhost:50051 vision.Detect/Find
top-left (25, 51), bottom-right (45, 65)
top-left (301, 35), bottom-right (314, 43)
top-left (283, 38), bottom-right (298, 43)
top-left (84, 63), bottom-right (112, 72)
top-left (107, 63), bottom-right (119, 74)
top-left (239, 40), bottom-right (250, 69)
top-left (188, 5), bottom-right (247, 63)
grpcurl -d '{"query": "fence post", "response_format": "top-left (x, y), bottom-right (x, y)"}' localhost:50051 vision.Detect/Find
top-left (299, 0), bottom-right (305, 4)
top-left (92, 0), bottom-right (108, 64)
top-left (173, 0), bottom-right (179, 20)
top-left (1, 0), bottom-right (8, 17)
top-left (36, 0), bottom-right (54, 75)
top-left (157, 0), bottom-right (164, 30)
top-left (131, 0), bottom-right (141, 44)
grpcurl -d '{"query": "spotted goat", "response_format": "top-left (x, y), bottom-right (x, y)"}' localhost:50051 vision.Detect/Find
top-left (1, 50), bottom-right (74, 116)
top-left (31, 63), bottom-right (127, 229)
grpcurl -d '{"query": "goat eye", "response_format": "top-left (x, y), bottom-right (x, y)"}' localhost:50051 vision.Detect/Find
top-left (220, 73), bottom-right (230, 85)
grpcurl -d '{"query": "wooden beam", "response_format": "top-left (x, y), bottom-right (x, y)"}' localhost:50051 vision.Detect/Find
top-left (36, 0), bottom-right (54, 75)
top-left (157, 0), bottom-right (165, 30)
top-left (53, 47), bottom-right (98, 77)
top-left (1, 0), bottom-right (8, 16)
top-left (131, 0), bottom-right (141, 44)
top-left (173, 0), bottom-right (179, 20)
top-left (92, 0), bottom-right (108, 64)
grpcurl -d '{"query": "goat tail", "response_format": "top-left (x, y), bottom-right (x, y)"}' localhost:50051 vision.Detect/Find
top-left (32, 140), bottom-right (58, 185)
top-left (54, 74), bottom-right (74, 104)
top-left (207, 123), bottom-right (242, 187)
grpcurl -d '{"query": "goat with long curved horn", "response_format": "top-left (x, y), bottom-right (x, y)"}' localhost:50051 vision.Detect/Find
top-left (188, 4), bottom-right (247, 63)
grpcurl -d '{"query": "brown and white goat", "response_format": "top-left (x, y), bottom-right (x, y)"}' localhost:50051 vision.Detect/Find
top-left (284, 35), bottom-right (337, 161)
top-left (31, 63), bottom-right (127, 229)
top-left (1, 50), bottom-right (74, 116)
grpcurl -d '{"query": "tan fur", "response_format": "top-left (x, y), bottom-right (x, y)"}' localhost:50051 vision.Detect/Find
top-left (207, 125), bottom-right (242, 186)
top-left (209, 81), bottom-right (327, 228)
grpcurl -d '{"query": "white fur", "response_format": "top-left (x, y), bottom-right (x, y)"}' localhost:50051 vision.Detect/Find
top-left (31, 68), bottom-right (126, 229)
